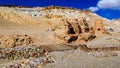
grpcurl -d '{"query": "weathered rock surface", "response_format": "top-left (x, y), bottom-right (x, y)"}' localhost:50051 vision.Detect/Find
top-left (94, 19), bottom-right (109, 34)
top-left (52, 18), bottom-right (109, 44)
top-left (0, 34), bottom-right (33, 48)
top-left (0, 5), bottom-right (120, 68)
top-left (0, 5), bottom-right (119, 50)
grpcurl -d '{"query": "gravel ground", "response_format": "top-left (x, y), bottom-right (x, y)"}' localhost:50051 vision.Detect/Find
top-left (0, 45), bottom-right (45, 60)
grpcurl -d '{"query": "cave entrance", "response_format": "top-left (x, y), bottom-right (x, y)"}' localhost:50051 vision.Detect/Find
top-left (69, 28), bottom-right (76, 34)
top-left (97, 28), bottom-right (101, 31)
top-left (67, 24), bottom-right (76, 34)
top-left (68, 36), bottom-right (78, 43)
top-left (85, 28), bottom-right (90, 32)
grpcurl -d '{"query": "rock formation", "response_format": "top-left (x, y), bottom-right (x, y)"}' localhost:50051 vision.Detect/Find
top-left (53, 18), bottom-right (96, 44)
top-left (94, 19), bottom-right (109, 34)
top-left (0, 34), bottom-right (33, 48)
top-left (0, 6), bottom-right (120, 68)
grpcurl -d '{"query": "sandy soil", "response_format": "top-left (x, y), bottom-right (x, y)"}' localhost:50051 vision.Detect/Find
top-left (45, 48), bottom-right (120, 68)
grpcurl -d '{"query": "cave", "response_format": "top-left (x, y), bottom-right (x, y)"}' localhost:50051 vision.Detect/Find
top-left (69, 28), bottom-right (76, 34)
top-left (67, 24), bottom-right (76, 34)
top-left (97, 28), bottom-right (100, 31)
top-left (68, 36), bottom-right (78, 43)
top-left (85, 28), bottom-right (90, 32)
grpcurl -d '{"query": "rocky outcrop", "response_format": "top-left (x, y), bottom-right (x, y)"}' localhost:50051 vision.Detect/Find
top-left (53, 18), bottom-right (96, 44)
top-left (0, 6), bottom-right (113, 45)
top-left (0, 34), bottom-right (33, 48)
top-left (0, 6), bottom-right (120, 68)
top-left (44, 14), bottom-right (64, 18)
top-left (94, 19), bottom-right (109, 34)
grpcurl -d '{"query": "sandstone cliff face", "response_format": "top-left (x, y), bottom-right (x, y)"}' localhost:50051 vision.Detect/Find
top-left (0, 6), bottom-right (120, 68)
top-left (0, 6), bottom-right (114, 45)
top-left (94, 19), bottom-right (109, 34)
top-left (53, 18), bottom-right (97, 44)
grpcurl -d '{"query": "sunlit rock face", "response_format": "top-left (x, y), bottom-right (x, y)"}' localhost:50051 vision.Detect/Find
top-left (52, 18), bottom-right (96, 44)
top-left (94, 19), bottom-right (109, 34)
top-left (0, 6), bottom-right (114, 45)
top-left (0, 6), bottom-right (120, 68)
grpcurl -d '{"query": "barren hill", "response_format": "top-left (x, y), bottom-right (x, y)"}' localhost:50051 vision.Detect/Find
top-left (0, 6), bottom-right (120, 68)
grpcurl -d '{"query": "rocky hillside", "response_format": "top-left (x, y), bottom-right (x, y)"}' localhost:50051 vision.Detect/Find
top-left (0, 6), bottom-right (120, 68)
top-left (0, 6), bottom-right (120, 46)
top-left (111, 19), bottom-right (120, 32)
top-left (0, 6), bottom-right (119, 44)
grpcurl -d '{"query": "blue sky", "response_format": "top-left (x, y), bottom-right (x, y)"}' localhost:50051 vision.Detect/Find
top-left (0, 0), bottom-right (120, 20)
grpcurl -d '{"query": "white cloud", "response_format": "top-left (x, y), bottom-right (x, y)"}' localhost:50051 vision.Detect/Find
top-left (97, 0), bottom-right (120, 10)
top-left (87, 0), bottom-right (120, 12)
top-left (88, 7), bottom-right (99, 12)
